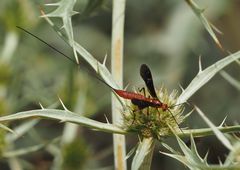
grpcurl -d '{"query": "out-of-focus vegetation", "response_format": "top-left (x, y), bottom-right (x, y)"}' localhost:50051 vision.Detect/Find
top-left (0, 0), bottom-right (239, 169)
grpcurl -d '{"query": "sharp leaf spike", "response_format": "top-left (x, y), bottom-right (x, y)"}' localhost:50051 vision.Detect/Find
top-left (73, 48), bottom-right (79, 64)
top-left (58, 96), bottom-right (69, 111)
top-left (203, 150), bottom-right (209, 161)
top-left (104, 114), bottom-right (110, 124)
top-left (103, 54), bottom-right (107, 66)
top-left (182, 109), bottom-right (194, 121)
top-left (59, 120), bottom-right (67, 123)
top-left (39, 103), bottom-right (44, 109)
top-left (210, 22), bottom-right (223, 35)
top-left (0, 123), bottom-right (16, 135)
top-left (71, 11), bottom-right (79, 16)
top-left (45, 3), bottom-right (61, 6)
top-left (60, 25), bottom-right (65, 30)
top-left (178, 83), bottom-right (185, 93)
top-left (198, 55), bottom-right (202, 73)
top-left (96, 62), bottom-right (100, 75)
top-left (124, 84), bottom-right (129, 91)
top-left (137, 135), bottom-right (142, 143)
top-left (219, 116), bottom-right (228, 127)
top-left (218, 157), bottom-right (223, 165)
top-left (125, 145), bottom-right (137, 160)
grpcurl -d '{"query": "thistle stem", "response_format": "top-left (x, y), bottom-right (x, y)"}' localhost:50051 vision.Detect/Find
top-left (111, 0), bottom-right (126, 169)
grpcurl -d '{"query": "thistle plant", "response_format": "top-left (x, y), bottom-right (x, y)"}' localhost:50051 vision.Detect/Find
top-left (0, 0), bottom-right (240, 170)
top-left (122, 87), bottom-right (184, 139)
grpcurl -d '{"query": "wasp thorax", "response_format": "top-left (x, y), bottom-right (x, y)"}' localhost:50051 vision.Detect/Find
top-left (122, 86), bottom-right (184, 139)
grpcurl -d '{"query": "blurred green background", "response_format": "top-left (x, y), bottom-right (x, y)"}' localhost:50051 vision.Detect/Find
top-left (0, 0), bottom-right (239, 169)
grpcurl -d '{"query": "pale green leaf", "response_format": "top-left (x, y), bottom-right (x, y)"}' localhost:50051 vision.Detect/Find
top-left (185, 0), bottom-right (222, 49)
top-left (131, 138), bottom-right (155, 170)
top-left (181, 126), bottom-right (240, 138)
top-left (0, 109), bottom-right (126, 134)
top-left (195, 106), bottom-right (233, 150)
top-left (43, 0), bottom-right (79, 63)
top-left (178, 51), bottom-right (240, 104)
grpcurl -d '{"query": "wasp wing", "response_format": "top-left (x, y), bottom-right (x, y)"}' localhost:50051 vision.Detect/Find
top-left (140, 64), bottom-right (157, 98)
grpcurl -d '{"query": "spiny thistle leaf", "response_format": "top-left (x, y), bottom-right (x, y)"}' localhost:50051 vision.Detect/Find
top-left (44, 0), bottom-right (78, 17)
top-left (161, 135), bottom-right (240, 170)
top-left (131, 138), bottom-right (155, 170)
top-left (0, 109), bottom-right (126, 134)
top-left (43, 0), bottom-right (78, 63)
top-left (225, 141), bottom-right (240, 166)
top-left (40, 7), bottom-right (125, 105)
top-left (195, 106), bottom-right (233, 150)
top-left (185, 0), bottom-right (223, 49)
top-left (178, 51), bottom-right (240, 104)
top-left (175, 132), bottom-right (204, 165)
top-left (182, 126), bottom-right (240, 138)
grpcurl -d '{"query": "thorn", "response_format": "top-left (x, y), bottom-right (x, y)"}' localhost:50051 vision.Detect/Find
top-left (58, 96), bottom-right (69, 111)
top-left (178, 83), bottom-right (185, 93)
top-left (124, 84), bottom-right (129, 91)
top-left (137, 135), bottom-right (142, 143)
top-left (203, 149), bottom-right (209, 160)
top-left (219, 115), bottom-right (228, 127)
top-left (103, 54), bottom-right (107, 66)
top-left (104, 114), bottom-right (109, 124)
top-left (198, 55), bottom-right (202, 73)
top-left (73, 49), bottom-right (79, 64)
top-left (39, 103), bottom-right (44, 109)
top-left (71, 11), bottom-right (79, 16)
top-left (45, 2), bottom-right (60, 6)
top-left (0, 123), bottom-right (17, 135)
top-left (96, 62), bottom-right (100, 75)
top-left (210, 22), bottom-right (223, 35)
top-left (39, 6), bottom-right (45, 17)
top-left (60, 25), bottom-right (65, 30)
top-left (59, 120), bottom-right (67, 123)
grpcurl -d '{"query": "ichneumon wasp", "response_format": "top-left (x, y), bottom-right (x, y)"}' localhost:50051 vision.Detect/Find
top-left (17, 26), bottom-right (183, 135)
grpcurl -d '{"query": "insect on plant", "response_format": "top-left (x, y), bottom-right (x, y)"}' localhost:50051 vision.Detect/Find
top-left (17, 26), bottom-right (184, 137)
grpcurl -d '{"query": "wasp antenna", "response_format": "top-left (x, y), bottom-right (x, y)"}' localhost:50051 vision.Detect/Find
top-left (17, 26), bottom-right (119, 99)
top-left (16, 26), bottom-right (77, 66)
